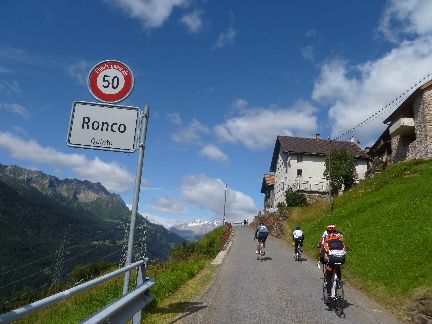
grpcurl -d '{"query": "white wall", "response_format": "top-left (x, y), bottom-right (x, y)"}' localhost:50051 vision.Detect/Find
top-left (273, 149), bottom-right (368, 206)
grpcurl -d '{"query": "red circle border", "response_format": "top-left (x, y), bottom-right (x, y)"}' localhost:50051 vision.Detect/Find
top-left (88, 60), bottom-right (134, 103)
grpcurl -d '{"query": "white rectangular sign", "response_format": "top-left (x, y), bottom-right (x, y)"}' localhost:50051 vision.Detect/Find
top-left (67, 101), bottom-right (139, 152)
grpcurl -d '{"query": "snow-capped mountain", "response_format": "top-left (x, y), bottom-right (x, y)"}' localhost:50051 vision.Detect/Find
top-left (169, 218), bottom-right (222, 241)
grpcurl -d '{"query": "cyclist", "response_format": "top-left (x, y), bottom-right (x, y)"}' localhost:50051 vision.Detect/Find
top-left (292, 226), bottom-right (304, 255)
top-left (317, 224), bottom-right (338, 249)
top-left (255, 221), bottom-right (269, 254)
top-left (320, 231), bottom-right (346, 303)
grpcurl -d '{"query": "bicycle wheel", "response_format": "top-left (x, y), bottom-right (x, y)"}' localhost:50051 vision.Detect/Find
top-left (334, 279), bottom-right (345, 317)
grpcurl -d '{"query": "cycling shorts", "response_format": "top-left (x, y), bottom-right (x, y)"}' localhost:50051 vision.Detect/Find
top-left (257, 232), bottom-right (268, 243)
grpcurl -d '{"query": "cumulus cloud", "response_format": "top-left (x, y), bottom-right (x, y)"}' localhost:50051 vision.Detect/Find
top-left (104, 0), bottom-right (189, 29)
top-left (0, 131), bottom-right (135, 193)
top-left (150, 195), bottom-right (186, 214)
top-left (214, 101), bottom-right (318, 150)
top-left (181, 175), bottom-right (257, 222)
top-left (312, 36), bottom-right (432, 145)
top-left (171, 118), bottom-right (210, 145)
top-left (200, 144), bottom-right (229, 163)
top-left (379, 0), bottom-right (432, 42)
top-left (167, 112), bottom-right (182, 125)
top-left (180, 10), bottom-right (204, 33)
top-left (0, 103), bottom-right (30, 118)
top-left (212, 27), bottom-right (237, 50)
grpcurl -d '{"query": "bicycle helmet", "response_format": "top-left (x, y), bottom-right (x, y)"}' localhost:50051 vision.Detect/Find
top-left (296, 226), bottom-right (300, 230)
top-left (326, 224), bottom-right (336, 232)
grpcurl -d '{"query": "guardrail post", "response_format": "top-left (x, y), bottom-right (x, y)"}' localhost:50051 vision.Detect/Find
top-left (132, 260), bottom-right (146, 323)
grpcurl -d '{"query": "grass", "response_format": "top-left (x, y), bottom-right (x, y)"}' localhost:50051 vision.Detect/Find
top-left (286, 159), bottom-right (432, 314)
top-left (16, 226), bottom-right (227, 323)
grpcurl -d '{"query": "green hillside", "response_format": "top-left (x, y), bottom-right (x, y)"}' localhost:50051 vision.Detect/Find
top-left (286, 159), bottom-right (432, 318)
top-left (0, 165), bottom-right (184, 311)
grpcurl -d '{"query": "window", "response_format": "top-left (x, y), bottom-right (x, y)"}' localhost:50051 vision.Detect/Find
top-left (297, 169), bottom-right (302, 177)
top-left (297, 154), bottom-right (303, 162)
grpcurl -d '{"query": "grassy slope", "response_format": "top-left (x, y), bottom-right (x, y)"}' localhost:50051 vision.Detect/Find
top-left (287, 160), bottom-right (432, 312)
top-left (17, 226), bottom-right (225, 323)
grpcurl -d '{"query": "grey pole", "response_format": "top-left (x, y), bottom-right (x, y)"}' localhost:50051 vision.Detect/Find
top-left (123, 106), bottom-right (150, 295)
top-left (327, 137), bottom-right (332, 214)
top-left (223, 184), bottom-right (227, 225)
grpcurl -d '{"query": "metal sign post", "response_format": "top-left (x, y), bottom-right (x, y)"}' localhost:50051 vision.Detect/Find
top-left (123, 106), bottom-right (150, 295)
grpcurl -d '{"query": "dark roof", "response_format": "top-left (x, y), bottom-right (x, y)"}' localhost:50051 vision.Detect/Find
top-left (367, 127), bottom-right (391, 158)
top-left (260, 174), bottom-right (275, 193)
top-left (383, 80), bottom-right (432, 124)
top-left (270, 136), bottom-right (369, 172)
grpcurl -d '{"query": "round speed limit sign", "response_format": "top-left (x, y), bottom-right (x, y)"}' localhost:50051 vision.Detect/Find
top-left (88, 60), bottom-right (134, 103)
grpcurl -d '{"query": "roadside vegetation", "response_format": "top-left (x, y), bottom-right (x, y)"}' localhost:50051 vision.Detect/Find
top-left (17, 226), bottom-right (229, 323)
top-left (283, 159), bottom-right (432, 320)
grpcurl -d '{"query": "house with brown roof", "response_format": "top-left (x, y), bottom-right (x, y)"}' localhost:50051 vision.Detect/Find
top-left (377, 80), bottom-right (432, 162)
top-left (260, 174), bottom-right (275, 209)
top-left (269, 134), bottom-right (369, 206)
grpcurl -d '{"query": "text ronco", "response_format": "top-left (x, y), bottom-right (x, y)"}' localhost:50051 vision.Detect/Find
top-left (81, 117), bottom-right (126, 133)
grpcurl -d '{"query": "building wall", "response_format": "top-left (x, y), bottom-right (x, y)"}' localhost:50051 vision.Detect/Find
top-left (273, 149), bottom-right (368, 206)
top-left (407, 89), bottom-right (432, 160)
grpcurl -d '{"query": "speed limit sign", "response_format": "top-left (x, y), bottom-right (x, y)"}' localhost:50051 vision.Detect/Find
top-left (88, 60), bottom-right (134, 103)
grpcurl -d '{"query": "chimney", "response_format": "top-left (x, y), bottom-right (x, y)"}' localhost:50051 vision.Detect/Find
top-left (315, 133), bottom-right (320, 141)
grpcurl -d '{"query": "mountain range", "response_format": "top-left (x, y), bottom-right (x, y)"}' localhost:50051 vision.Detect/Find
top-left (0, 163), bottom-right (184, 303)
top-left (169, 219), bottom-right (221, 241)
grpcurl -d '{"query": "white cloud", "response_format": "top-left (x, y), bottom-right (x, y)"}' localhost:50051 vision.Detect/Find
top-left (150, 195), bottom-right (186, 214)
top-left (181, 175), bottom-right (257, 222)
top-left (212, 27), bottom-right (237, 50)
top-left (312, 36), bottom-right (432, 145)
top-left (167, 112), bottom-right (182, 125)
top-left (171, 118), bottom-right (210, 145)
top-left (0, 103), bottom-right (30, 118)
top-left (105, 0), bottom-right (189, 29)
top-left (232, 98), bottom-right (248, 109)
top-left (143, 213), bottom-right (180, 229)
top-left (301, 45), bottom-right (315, 61)
top-left (200, 144), bottom-right (229, 163)
top-left (306, 29), bottom-right (317, 38)
top-left (0, 81), bottom-right (21, 95)
top-left (214, 101), bottom-right (318, 150)
top-left (180, 10), bottom-right (204, 33)
top-left (379, 0), bottom-right (432, 42)
top-left (0, 131), bottom-right (135, 193)
top-left (68, 60), bottom-right (90, 86)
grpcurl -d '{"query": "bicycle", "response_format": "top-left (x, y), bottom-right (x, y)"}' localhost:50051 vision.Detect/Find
top-left (322, 263), bottom-right (345, 317)
top-left (257, 241), bottom-right (265, 261)
top-left (294, 241), bottom-right (303, 261)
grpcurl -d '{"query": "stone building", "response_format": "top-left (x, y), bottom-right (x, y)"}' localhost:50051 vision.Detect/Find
top-left (260, 174), bottom-right (275, 209)
top-left (380, 80), bottom-right (432, 162)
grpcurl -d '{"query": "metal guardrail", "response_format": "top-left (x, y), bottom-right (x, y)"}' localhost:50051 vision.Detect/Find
top-left (0, 259), bottom-right (154, 323)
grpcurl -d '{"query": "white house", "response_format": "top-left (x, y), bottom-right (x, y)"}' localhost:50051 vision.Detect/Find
top-left (269, 134), bottom-right (369, 207)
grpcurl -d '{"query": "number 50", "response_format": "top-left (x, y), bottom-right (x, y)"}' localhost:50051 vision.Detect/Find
top-left (102, 75), bottom-right (120, 89)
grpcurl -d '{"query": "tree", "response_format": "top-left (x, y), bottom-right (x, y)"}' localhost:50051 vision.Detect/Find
top-left (323, 149), bottom-right (357, 191)
top-left (285, 190), bottom-right (308, 207)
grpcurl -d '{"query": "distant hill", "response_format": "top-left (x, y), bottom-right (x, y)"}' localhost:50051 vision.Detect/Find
top-left (0, 164), bottom-right (184, 303)
top-left (169, 218), bottom-right (221, 241)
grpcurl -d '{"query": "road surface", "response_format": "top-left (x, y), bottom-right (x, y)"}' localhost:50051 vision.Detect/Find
top-left (178, 226), bottom-right (400, 324)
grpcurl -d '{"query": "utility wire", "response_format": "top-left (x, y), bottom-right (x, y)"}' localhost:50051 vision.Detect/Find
top-left (333, 72), bottom-right (432, 141)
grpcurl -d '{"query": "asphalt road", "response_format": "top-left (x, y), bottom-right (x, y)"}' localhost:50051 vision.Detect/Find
top-left (178, 226), bottom-right (400, 324)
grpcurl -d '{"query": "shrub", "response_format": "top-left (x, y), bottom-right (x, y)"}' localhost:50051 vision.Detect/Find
top-left (285, 191), bottom-right (308, 207)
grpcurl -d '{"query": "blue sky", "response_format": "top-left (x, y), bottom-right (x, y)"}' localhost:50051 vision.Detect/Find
top-left (1, 0), bottom-right (432, 227)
